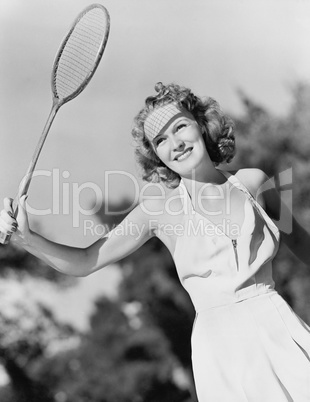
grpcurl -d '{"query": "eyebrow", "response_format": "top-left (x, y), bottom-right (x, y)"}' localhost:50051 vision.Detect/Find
top-left (153, 116), bottom-right (190, 142)
top-left (172, 116), bottom-right (190, 128)
top-left (152, 134), bottom-right (162, 144)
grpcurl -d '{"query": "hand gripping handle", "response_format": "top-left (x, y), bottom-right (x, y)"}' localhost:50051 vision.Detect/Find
top-left (0, 231), bottom-right (14, 245)
top-left (0, 196), bottom-right (20, 246)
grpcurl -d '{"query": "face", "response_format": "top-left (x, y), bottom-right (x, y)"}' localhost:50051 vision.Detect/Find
top-left (151, 112), bottom-right (210, 178)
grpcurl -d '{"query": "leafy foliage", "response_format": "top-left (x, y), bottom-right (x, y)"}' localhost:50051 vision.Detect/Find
top-left (231, 83), bottom-right (310, 323)
top-left (0, 272), bottom-right (79, 402)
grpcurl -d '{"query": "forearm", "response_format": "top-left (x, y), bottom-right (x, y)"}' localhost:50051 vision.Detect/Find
top-left (22, 230), bottom-right (89, 277)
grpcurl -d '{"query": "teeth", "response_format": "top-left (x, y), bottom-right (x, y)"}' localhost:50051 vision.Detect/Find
top-left (177, 149), bottom-right (192, 161)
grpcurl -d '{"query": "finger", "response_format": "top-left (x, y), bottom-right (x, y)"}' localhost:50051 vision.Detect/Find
top-left (3, 197), bottom-right (14, 216)
top-left (0, 209), bottom-right (18, 227)
top-left (0, 215), bottom-right (17, 233)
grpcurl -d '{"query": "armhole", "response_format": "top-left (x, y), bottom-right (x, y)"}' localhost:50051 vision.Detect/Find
top-left (230, 170), bottom-right (280, 235)
top-left (222, 169), bottom-right (266, 208)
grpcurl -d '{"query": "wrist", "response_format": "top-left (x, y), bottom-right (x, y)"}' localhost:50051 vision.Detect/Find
top-left (24, 229), bottom-right (36, 248)
top-left (14, 228), bottom-right (35, 248)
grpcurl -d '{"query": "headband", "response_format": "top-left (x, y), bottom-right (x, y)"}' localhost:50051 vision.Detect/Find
top-left (144, 103), bottom-right (184, 141)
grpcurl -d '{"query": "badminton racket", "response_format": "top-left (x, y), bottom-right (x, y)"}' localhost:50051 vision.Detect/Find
top-left (0, 3), bottom-right (110, 244)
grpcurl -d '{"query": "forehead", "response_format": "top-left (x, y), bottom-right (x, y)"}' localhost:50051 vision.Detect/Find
top-left (144, 104), bottom-right (185, 141)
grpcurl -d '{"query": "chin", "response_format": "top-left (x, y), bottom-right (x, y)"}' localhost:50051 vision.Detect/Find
top-left (175, 163), bottom-right (200, 178)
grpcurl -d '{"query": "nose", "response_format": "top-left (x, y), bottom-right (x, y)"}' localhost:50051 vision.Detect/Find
top-left (171, 137), bottom-right (185, 152)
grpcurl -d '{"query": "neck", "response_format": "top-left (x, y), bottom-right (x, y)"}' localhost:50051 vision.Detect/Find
top-left (181, 163), bottom-right (226, 189)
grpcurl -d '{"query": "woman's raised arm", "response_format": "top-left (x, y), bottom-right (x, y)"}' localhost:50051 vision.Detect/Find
top-left (0, 197), bottom-right (156, 277)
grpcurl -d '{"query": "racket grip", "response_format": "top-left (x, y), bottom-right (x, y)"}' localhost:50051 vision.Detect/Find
top-left (0, 231), bottom-right (13, 245)
top-left (0, 198), bottom-right (19, 246)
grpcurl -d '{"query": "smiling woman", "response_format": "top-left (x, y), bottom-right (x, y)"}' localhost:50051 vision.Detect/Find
top-left (132, 82), bottom-right (236, 188)
top-left (1, 81), bottom-right (310, 401)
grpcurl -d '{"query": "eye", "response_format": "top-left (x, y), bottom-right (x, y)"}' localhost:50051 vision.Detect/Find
top-left (154, 137), bottom-right (166, 147)
top-left (176, 123), bottom-right (187, 131)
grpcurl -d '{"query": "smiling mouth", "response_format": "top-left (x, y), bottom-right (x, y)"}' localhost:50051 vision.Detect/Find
top-left (175, 148), bottom-right (193, 161)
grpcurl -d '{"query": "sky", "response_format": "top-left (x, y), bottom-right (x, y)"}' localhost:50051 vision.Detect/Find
top-left (1, 0), bottom-right (310, 330)
top-left (1, 0), bottom-right (310, 246)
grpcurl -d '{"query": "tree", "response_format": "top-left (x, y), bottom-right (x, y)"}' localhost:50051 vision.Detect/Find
top-left (231, 83), bottom-right (310, 323)
top-left (0, 268), bottom-right (79, 402)
top-left (0, 232), bottom-right (78, 401)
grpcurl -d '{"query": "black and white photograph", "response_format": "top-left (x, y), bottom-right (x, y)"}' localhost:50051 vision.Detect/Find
top-left (1, 1), bottom-right (310, 401)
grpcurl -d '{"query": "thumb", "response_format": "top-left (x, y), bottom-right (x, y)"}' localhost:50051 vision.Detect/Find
top-left (19, 194), bottom-right (28, 207)
top-left (18, 195), bottom-right (29, 216)
top-left (10, 195), bottom-right (30, 243)
top-left (16, 195), bottom-right (30, 230)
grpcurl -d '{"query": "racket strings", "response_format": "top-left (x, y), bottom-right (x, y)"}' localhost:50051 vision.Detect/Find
top-left (54, 8), bottom-right (107, 100)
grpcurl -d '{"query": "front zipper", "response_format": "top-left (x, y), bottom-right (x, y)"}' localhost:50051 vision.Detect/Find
top-left (232, 239), bottom-right (239, 271)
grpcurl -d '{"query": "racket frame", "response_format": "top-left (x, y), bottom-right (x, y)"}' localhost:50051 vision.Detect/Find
top-left (52, 3), bottom-right (110, 106)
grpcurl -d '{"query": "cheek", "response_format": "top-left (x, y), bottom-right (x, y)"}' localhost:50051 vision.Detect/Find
top-left (187, 124), bottom-right (204, 142)
top-left (195, 125), bottom-right (205, 140)
top-left (156, 140), bottom-right (172, 157)
top-left (195, 128), bottom-right (207, 150)
top-left (154, 147), bottom-right (169, 166)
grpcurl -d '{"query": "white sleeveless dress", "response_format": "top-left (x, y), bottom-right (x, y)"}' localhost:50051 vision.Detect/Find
top-left (173, 170), bottom-right (310, 401)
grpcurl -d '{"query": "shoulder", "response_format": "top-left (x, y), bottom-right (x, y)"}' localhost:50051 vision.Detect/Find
top-left (225, 167), bottom-right (275, 211)
top-left (227, 167), bottom-right (282, 219)
top-left (229, 167), bottom-right (270, 197)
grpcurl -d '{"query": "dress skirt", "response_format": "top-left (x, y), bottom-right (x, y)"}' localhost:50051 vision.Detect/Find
top-left (191, 291), bottom-right (310, 402)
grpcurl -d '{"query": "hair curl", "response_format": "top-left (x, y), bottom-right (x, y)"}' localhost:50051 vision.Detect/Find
top-left (131, 82), bottom-right (236, 188)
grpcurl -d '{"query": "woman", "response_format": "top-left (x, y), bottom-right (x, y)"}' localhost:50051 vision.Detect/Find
top-left (1, 82), bottom-right (310, 401)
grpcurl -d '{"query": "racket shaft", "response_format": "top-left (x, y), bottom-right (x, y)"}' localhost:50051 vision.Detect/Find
top-left (18, 102), bottom-right (60, 198)
top-left (0, 102), bottom-right (59, 245)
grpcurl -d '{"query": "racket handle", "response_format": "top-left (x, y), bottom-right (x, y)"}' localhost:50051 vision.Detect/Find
top-left (0, 198), bottom-right (19, 246)
top-left (0, 231), bottom-right (13, 245)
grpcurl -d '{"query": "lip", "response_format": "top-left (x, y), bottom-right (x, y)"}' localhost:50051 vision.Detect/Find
top-left (174, 147), bottom-right (193, 161)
